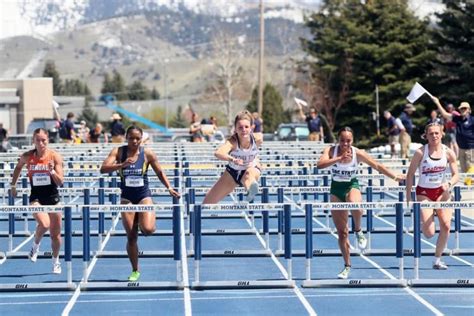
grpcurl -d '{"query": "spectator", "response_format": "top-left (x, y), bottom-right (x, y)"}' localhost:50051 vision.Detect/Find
top-left (443, 103), bottom-right (459, 157)
top-left (60, 112), bottom-right (76, 144)
top-left (299, 106), bottom-right (324, 141)
top-left (432, 97), bottom-right (473, 184)
top-left (190, 113), bottom-right (204, 143)
top-left (201, 116), bottom-right (218, 142)
top-left (426, 110), bottom-right (443, 126)
top-left (383, 111), bottom-right (400, 158)
top-left (88, 123), bottom-right (108, 143)
top-left (110, 113), bottom-right (125, 143)
top-left (77, 120), bottom-right (90, 144)
top-left (398, 103), bottom-right (416, 158)
top-left (252, 112), bottom-right (263, 140)
top-left (0, 123), bottom-right (8, 152)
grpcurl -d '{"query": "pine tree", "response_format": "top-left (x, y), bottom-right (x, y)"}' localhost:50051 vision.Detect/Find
top-left (301, 0), bottom-right (435, 140)
top-left (169, 105), bottom-right (188, 128)
top-left (43, 60), bottom-right (63, 95)
top-left (112, 70), bottom-right (127, 100)
top-left (151, 86), bottom-right (160, 100)
top-left (247, 83), bottom-right (288, 133)
top-left (432, 0), bottom-right (474, 103)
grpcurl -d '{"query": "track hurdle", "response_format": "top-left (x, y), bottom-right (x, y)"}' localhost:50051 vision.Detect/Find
top-left (192, 203), bottom-right (295, 289)
top-left (79, 199), bottom-right (184, 291)
top-left (410, 200), bottom-right (474, 287)
top-left (0, 205), bottom-right (75, 291)
top-left (302, 201), bottom-right (408, 288)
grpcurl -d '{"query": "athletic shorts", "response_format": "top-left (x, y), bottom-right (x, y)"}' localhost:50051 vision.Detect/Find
top-left (29, 193), bottom-right (60, 206)
top-left (225, 165), bottom-right (261, 186)
top-left (416, 186), bottom-right (445, 202)
top-left (330, 178), bottom-right (360, 202)
top-left (121, 188), bottom-right (152, 204)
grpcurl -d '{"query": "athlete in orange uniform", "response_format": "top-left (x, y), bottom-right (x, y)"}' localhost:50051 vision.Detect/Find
top-left (11, 128), bottom-right (64, 274)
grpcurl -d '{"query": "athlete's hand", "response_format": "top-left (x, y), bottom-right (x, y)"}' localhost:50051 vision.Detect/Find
top-left (121, 157), bottom-right (135, 168)
top-left (339, 150), bottom-right (352, 162)
top-left (168, 188), bottom-right (181, 198)
top-left (394, 174), bottom-right (406, 182)
top-left (10, 186), bottom-right (17, 198)
top-left (232, 158), bottom-right (245, 166)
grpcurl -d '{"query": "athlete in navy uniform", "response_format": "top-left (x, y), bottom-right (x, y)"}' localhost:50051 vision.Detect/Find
top-left (100, 125), bottom-right (180, 281)
top-left (203, 110), bottom-right (263, 204)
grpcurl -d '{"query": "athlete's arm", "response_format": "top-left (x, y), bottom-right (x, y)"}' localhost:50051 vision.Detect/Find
top-left (405, 148), bottom-right (423, 205)
top-left (317, 146), bottom-right (340, 169)
top-left (10, 152), bottom-right (28, 197)
top-left (444, 148), bottom-right (459, 192)
top-left (146, 149), bottom-right (180, 198)
top-left (51, 151), bottom-right (64, 186)
top-left (100, 147), bottom-right (123, 173)
top-left (357, 149), bottom-right (405, 182)
top-left (214, 140), bottom-right (237, 163)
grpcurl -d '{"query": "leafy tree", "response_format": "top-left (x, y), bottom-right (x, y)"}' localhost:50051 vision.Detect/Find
top-left (43, 60), bottom-right (63, 95)
top-left (301, 0), bottom-right (434, 140)
top-left (247, 83), bottom-right (288, 133)
top-left (127, 81), bottom-right (151, 100)
top-left (432, 0), bottom-right (474, 103)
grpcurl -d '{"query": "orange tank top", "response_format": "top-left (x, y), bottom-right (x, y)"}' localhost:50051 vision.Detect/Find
top-left (27, 150), bottom-right (55, 187)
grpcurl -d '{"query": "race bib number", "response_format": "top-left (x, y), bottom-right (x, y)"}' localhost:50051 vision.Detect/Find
top-left (125, 176), bottom-right (144, 187)
top-left (427, 174), bottom-right (442, 185)
top-left (32, 173), bottom-right (51, 186)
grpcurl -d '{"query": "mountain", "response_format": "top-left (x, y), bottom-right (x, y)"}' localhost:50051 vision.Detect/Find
top-left (0, 3), bottom-right (309, 119)
top-left (0, 0), bottom-right (321, 40)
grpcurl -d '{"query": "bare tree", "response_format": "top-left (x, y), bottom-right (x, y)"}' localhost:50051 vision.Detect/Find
top-left (203, 31), bottom-right (247, 130)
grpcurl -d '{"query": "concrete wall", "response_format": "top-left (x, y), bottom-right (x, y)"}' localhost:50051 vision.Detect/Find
top-left (0, 78), bottom-right (52, 134)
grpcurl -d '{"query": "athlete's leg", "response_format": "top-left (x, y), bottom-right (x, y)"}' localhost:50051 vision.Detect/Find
top-left (202, 172), bottom-right (238, 204)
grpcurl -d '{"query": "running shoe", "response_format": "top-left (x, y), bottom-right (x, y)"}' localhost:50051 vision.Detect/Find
top-left (337, 266), bottom-right (351, 279)
top-left (246, 181), bottom-right (259, 202)
top-left (355, 230), bottom-right (367, 250)
top-left (432, 261), bottom-right (448, 270)
top-left (28, 244), bottom-right (39, 262)
top-left (128, 270), bottom-right (141, 282)
top-left (52, 262), bottom-right (62, 274)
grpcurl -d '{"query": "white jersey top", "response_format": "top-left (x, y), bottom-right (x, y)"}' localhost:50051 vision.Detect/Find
top-left (417, 144), bottom-right (448, 188)
top-left (228, 134), bottom-right (259, 171)
top-left (331, 145), bottom-right (359, 182)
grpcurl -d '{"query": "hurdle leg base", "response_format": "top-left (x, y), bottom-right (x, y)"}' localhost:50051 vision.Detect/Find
top-left (191, 280), bottom-right (295, 290)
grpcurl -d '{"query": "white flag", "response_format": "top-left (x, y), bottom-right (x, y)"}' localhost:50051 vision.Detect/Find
top-left (294, 97), bottom-right (308, 108)
top-left (406, 82), bottom-right (432, 103)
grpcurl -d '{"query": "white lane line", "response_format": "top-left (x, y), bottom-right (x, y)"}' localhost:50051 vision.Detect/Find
top-left (285, 196), bottom-right (444, 316)
top-left (232, 195), bottom-right (317, 316)
top-left (375, 214), bottom-right (474, 267)
top-left (61, 213), bottom-right (120, 316)
top-left (2, 289), bottom-right (473, 306)
top-left (179, 199), bottom-right (192, 316)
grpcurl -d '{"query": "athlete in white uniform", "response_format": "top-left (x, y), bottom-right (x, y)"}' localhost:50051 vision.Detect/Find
top-left (318, 127), bottom-right (404, 279)
top-left (406, 122), bottom-right (459, 270)
top-left (203, 111), bottom-right (262, 204)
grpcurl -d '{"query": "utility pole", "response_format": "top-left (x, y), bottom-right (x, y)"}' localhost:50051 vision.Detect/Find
top-left (375, 84), bottom-right (380, 137)
top-left (257, 0), bottom-right (264, 116)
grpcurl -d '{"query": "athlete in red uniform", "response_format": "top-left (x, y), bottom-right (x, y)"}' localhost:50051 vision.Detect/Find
top-left (11, 128), bottom-right (64, 274)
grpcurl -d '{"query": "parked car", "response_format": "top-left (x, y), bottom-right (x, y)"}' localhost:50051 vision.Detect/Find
top-left (26, 118), bottom-right (60, 143)
top-left (274, 123), bottom-right (309, 141)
